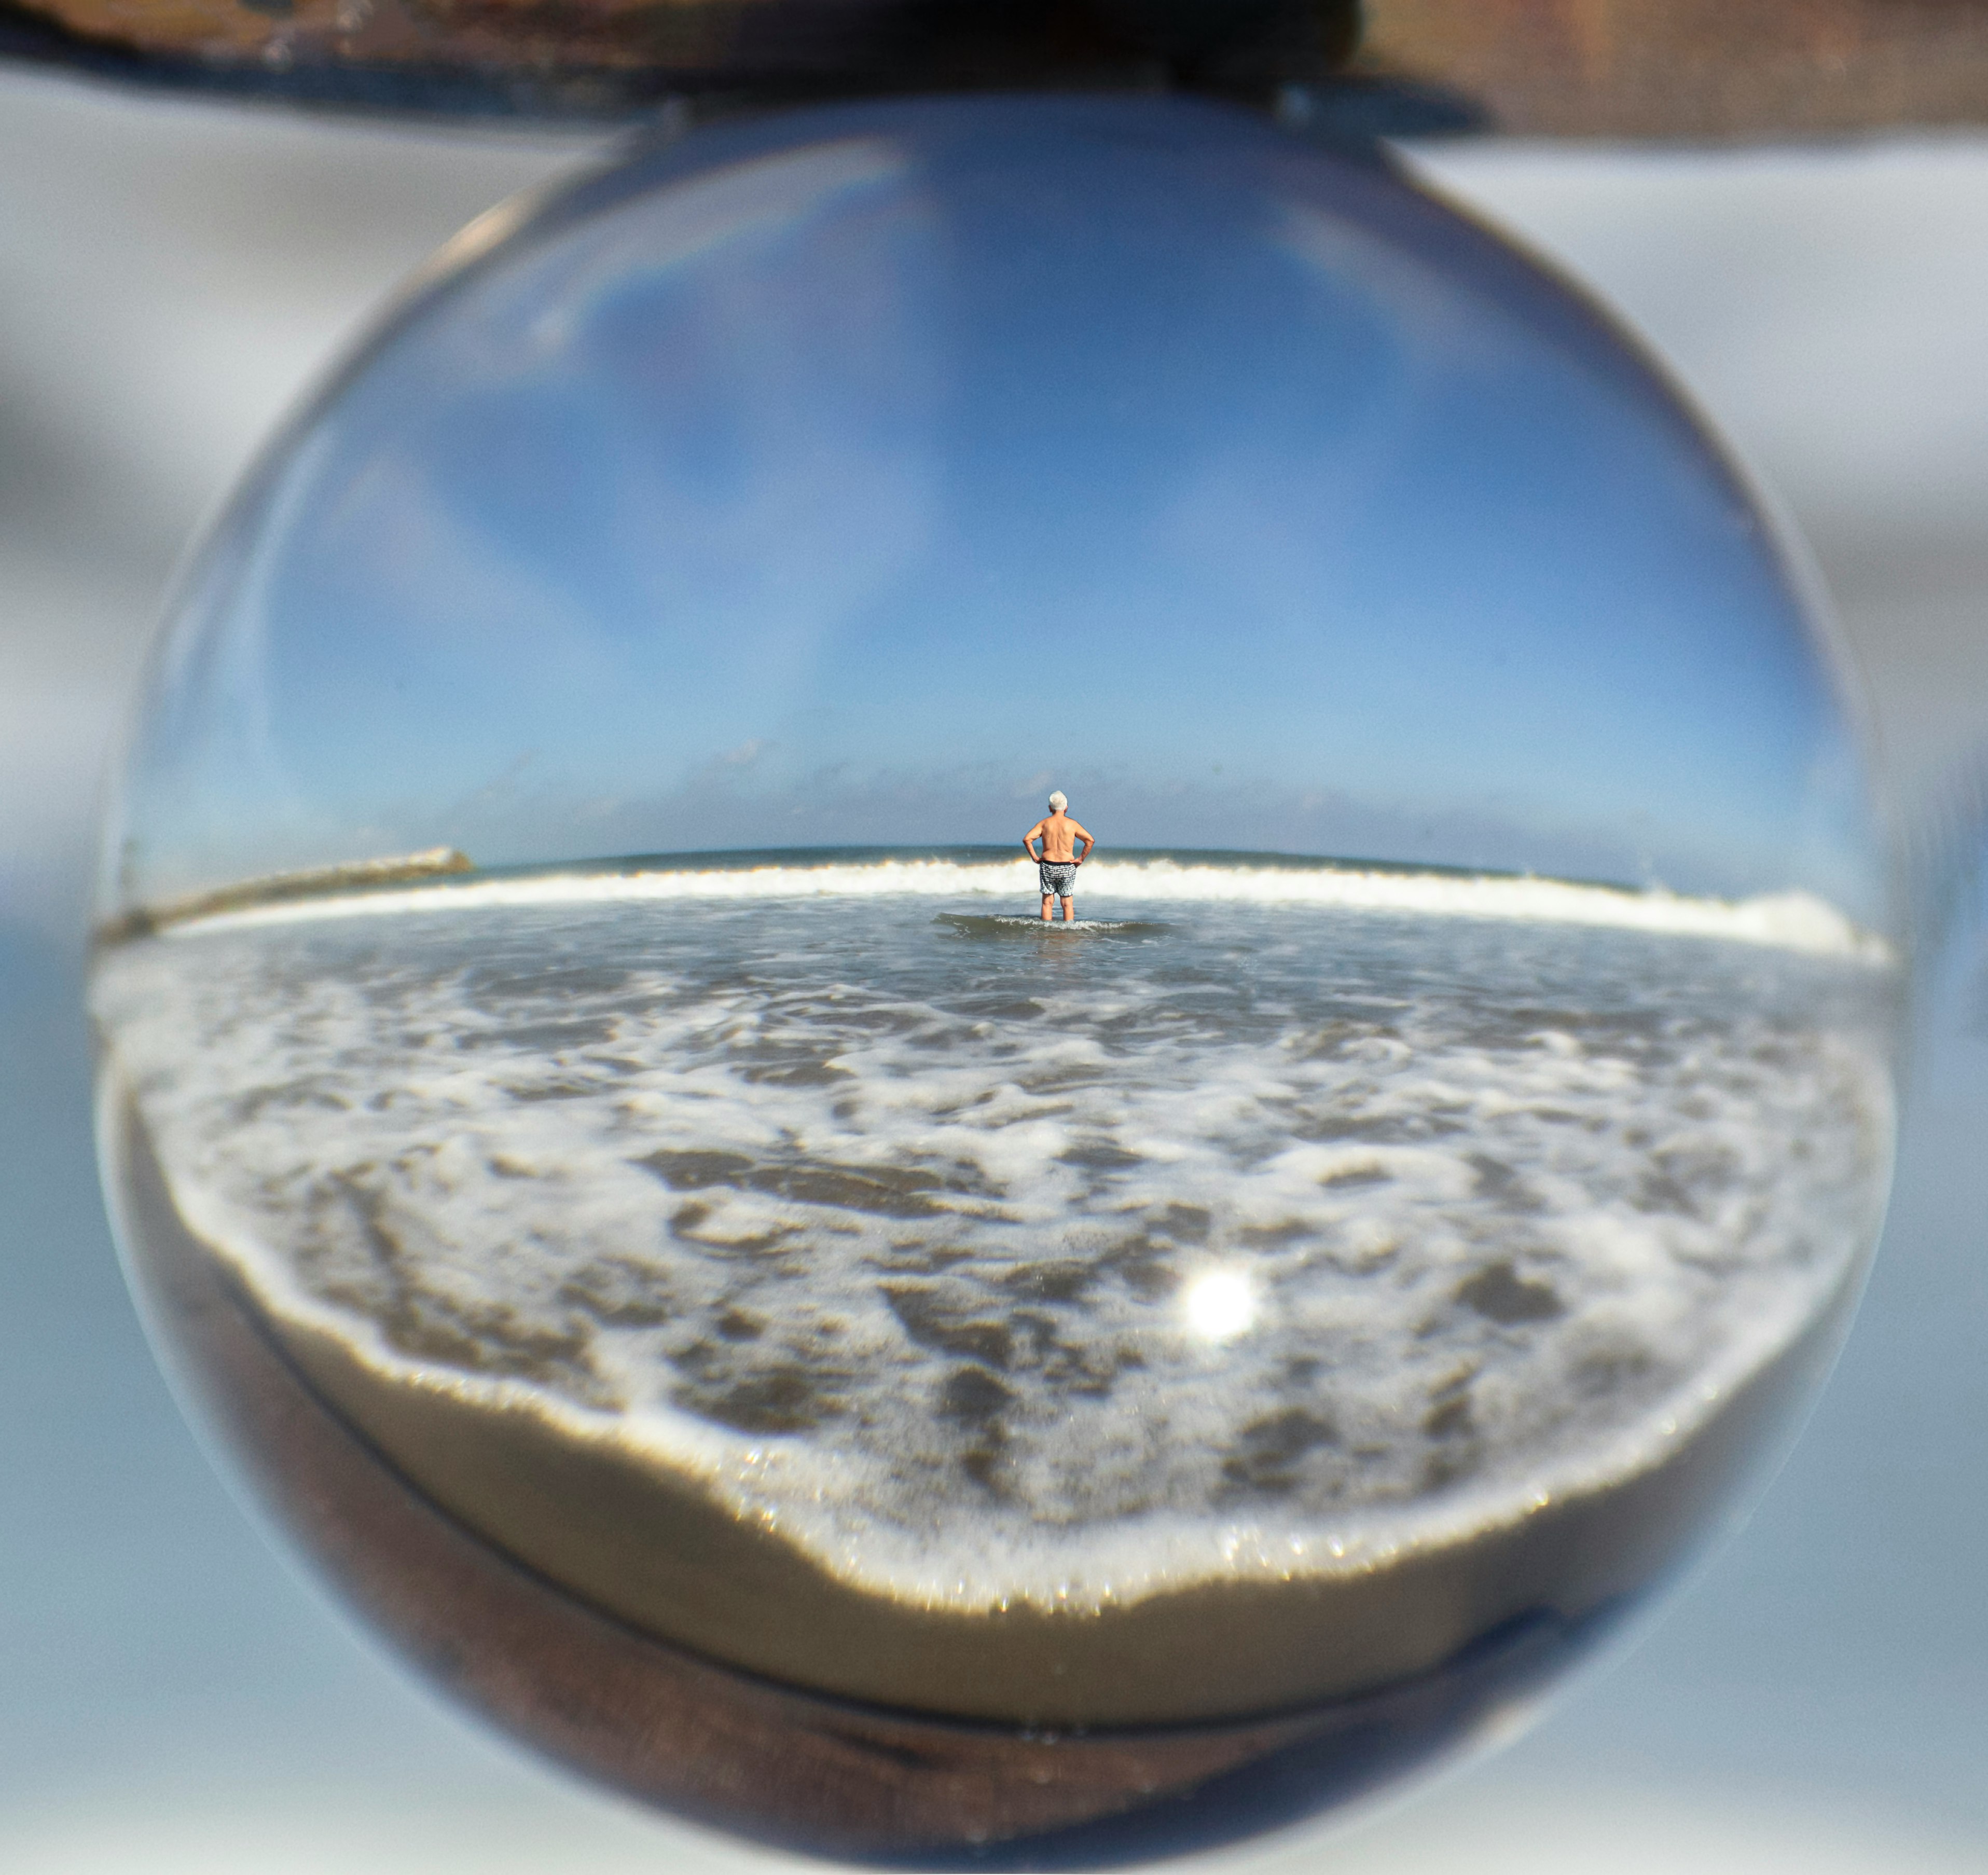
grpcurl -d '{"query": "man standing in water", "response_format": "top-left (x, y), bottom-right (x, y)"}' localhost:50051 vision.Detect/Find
top-left (1021, 791), bottom-right (1096, 922)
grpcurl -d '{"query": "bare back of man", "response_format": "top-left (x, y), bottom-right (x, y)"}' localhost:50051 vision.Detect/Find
top-left (1021, 792), bottom-right (1095, 922)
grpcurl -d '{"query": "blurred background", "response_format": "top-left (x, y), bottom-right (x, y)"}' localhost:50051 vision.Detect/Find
top-left (2, 63), bottom-right (1986, 1872)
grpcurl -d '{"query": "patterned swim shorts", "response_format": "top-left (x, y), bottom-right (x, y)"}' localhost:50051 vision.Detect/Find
top-left (1039, 862), bottom-right (1078, 898)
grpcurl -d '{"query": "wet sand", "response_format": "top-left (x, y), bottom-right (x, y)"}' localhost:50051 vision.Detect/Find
top-left (103, 1079), bottom-right (1862, 1754)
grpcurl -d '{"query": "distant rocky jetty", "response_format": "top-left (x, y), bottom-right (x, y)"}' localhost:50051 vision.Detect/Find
top-left (98, 847), bottom-right (474, 944)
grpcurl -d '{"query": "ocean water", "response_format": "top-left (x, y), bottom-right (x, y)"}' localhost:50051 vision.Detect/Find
top-left (90, 856), bottom-right (1899, 1614)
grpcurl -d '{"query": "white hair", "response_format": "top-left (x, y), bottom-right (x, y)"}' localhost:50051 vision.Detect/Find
top-left (1048, 790), bottom-right (1067, 811)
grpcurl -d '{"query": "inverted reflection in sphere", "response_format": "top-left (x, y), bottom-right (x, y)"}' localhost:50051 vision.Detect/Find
top-left (91, 96), bottom-right (1901, 1866)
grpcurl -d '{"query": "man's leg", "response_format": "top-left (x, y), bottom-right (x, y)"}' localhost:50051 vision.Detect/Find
top-left (1041, 893), bottom-right (1053, 921)
top-left (1061, 892), bottom-right (1075, 922)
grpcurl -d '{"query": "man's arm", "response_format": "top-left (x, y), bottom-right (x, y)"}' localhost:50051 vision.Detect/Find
top-left (1021, 819), bottom-right (1046, 859)
top-left (1071, 820), bottom-right (1095, 861)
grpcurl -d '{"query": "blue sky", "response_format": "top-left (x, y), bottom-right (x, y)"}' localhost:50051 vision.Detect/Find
top-left (115, 95), bottom-right (1883, 919)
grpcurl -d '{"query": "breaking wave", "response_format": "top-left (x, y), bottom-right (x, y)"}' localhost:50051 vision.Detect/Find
top-left (153, 852), bottom-right (1888, 962)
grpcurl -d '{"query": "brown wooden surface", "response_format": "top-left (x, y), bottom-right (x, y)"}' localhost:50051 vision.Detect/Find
top-left (9, 0), bottom-right (1988, 130)
top-left (17, 0), bottom-right (921, 78)
top-left (1358, 0), bottom-right (1988, 137)
top-left (0, 0), bottom-right (1354, 110)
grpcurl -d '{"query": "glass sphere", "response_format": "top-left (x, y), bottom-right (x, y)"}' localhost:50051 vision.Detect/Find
top-left (91, 96), bottom-right (1902, 1866)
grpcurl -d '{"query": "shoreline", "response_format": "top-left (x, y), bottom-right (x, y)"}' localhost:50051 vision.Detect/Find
top-left (95, 846), bottom-right (472, 943)
top-left (106, 1083), bottom-right (1870, 1730)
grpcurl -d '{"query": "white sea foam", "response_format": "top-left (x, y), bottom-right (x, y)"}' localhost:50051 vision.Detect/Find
top-left (94, 892), bottom-right (1898, 1611)
top-left (152, 855), bottom-right (1890, 962)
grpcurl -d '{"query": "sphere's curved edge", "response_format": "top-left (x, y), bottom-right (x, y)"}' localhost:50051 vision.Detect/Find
top-left (100, 1071), bottom-right (1626, 1865)
top-left (85, 85), bottom-right (1906, 1863)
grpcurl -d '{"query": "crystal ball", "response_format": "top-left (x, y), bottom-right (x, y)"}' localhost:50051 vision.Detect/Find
top-left (91, 95), bottom-right (1902, 1866)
